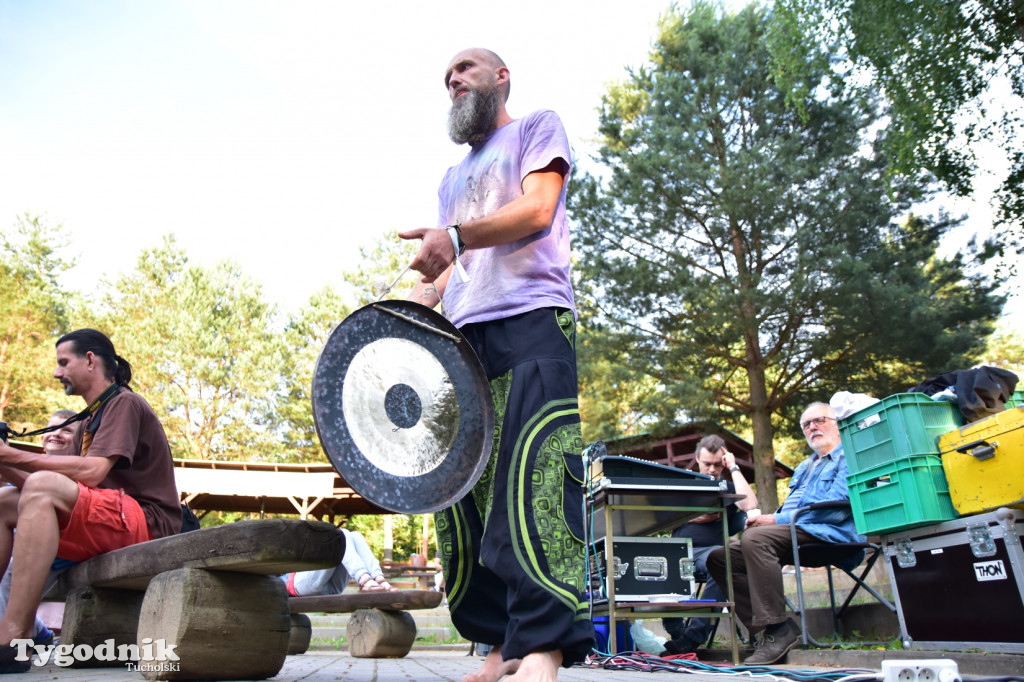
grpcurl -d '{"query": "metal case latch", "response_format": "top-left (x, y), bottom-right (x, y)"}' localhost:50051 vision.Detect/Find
top-left (894, 539), bottom-right (916, 568)
top-left (967, 525), bottom-right (996, 557)
top-left (634, 556), bottom-right (667, 581)
top-left (679, 558), bottom-right (695, 580)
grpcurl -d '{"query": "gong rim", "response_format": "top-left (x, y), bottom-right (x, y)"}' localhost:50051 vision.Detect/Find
top-left (312, 300), bottom-right (494, 514)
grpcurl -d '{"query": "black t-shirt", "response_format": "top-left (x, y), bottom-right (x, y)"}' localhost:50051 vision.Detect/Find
top-left (670, 480), bottom-right (747, 547)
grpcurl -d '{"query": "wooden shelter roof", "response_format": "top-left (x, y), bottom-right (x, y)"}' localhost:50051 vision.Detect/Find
top-left (600, 421), bottom-right (795, 480)
top-left (172, 458), bottom-right (385, 519)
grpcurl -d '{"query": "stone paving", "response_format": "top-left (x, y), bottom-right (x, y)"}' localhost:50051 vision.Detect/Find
top-left (16, 649), bottom-right (833, 682)
top-left (17, 645), bottom-right (1024, 681)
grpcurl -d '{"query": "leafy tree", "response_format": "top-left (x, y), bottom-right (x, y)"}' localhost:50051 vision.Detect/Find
top-left (570, 2), bottom-right (1004, 509)
top-left (577, 328), bottom-right (667, 442)
top-left (769, 0), bottom-right (1024, 239)
top-left (99, 236), bottom-right (285, 461)
top-left (346, 513), bottom-right (436, 562)
top-left (574, 271), bottom-right (683, 442)
top-left (981, 315), bottom-right (1024, 376)
top-left (279, 285), bottom-right (353, 462)
top-left (0, 215), bottom-right (79, 434)
top-left (343, 235), bottom-right (421, 307)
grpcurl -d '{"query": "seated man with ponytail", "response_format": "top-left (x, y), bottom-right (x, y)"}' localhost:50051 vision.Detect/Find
top-left (0, 329), bottom-right (181, 673)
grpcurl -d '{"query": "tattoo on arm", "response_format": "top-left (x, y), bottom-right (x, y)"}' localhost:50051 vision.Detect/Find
top-left (408, 282), bottom-right (440, 308)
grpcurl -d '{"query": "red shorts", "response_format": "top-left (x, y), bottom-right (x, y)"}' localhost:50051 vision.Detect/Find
top-left (57, 484), bottom-right (151, 562)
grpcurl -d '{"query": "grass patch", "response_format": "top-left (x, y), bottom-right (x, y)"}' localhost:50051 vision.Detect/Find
top-left (415, 631), bottom-right (469, 645)
top-left (311, 636), bottom-right (346, 649)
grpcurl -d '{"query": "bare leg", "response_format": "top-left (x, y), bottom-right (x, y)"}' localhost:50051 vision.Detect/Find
top-left (0, 488), bottom-right (20, 580)
top-left (462, 644), bottom-right (521, 682)
top-left (506, 650), bottom-right (562, 682)
top-left (0, 472), bottom-right (78, 646)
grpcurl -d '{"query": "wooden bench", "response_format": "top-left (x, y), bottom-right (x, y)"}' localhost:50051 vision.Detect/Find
top-left (381, 562), bottom-right (441, 590)
top-left (288, 589), bottom-right (443, 658)
top-left (45, 519), bottom-right (343, 680)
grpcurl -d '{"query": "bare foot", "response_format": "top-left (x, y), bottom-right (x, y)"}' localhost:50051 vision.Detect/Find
top-left (0, 619), bottom-right (32, 647)
top-left (462, 645), bottom-right (521, 682)
top-left (506, 650), bottom-right (562, 682)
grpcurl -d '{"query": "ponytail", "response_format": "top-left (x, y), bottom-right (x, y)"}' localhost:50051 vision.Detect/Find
top-left (56, 329), bottom-right (132, 388)
top-left (112, 353), bottom-right (133, 386)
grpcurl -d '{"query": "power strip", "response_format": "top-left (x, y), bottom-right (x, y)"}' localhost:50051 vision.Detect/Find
top-left (881, 659), bottom-right (960, 682)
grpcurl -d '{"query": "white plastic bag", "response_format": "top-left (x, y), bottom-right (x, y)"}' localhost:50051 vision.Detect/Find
top-left (629, 620), bottom-right (667, 655)
top-left (830, 391), bottom-right (879, 420)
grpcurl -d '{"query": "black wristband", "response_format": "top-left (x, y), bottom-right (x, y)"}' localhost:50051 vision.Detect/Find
top-left (730, 466), bottom-right (741, 473)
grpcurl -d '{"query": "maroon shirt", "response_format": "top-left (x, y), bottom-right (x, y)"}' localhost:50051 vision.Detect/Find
top-left (74, 389), bottom-right (181, 539)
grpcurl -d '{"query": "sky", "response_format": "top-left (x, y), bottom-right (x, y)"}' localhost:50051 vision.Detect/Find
top-left (0, 0), bottom-right (674, 313)
top-left (1, 0), bottom-right (1020, 327)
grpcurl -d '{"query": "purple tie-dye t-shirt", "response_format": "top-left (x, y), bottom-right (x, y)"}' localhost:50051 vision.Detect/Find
top-left (437, 109), bottom-right (575, 328)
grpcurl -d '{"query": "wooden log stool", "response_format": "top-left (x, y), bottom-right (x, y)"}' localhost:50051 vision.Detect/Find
top-left (289, 589), bottom-right (443, 658)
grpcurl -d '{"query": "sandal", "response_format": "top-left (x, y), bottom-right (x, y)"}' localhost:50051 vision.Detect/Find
top-left (374, 575), bottom-right (398, 592)
top-left (357, 574), bottom-right (383, 592)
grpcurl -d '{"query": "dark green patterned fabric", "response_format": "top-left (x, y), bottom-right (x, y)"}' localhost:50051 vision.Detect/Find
top-left (431, 308), bottom-right (594, 664)
top-left (529, 421), bottom-right (586, 592)
top-left (557, 309), bottom-right (576, 349)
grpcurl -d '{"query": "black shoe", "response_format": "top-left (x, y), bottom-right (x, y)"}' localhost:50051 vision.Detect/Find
top-left (742, 619), bottom-right (801, 666)
top-left (663, 637), bottom-right (700, 656)
top-left (0, 643), bottom-right (32, 674)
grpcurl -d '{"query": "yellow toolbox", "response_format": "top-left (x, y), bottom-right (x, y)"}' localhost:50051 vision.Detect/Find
top-left (938, 406), bottom-right (1024, 516)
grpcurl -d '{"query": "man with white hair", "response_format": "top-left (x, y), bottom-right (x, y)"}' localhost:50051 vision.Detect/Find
top-left (707, 402), bottom-right (861, 665)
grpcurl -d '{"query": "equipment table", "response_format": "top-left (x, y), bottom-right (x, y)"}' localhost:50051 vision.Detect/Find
top-left (587, 480), bottom-right (743, 664)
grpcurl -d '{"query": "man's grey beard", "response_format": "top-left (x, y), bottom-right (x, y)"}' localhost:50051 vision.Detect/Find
top-left (448, 87), bottom-right (501, 145)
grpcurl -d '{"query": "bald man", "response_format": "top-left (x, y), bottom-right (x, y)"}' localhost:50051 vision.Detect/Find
top-left (400, 48), bottom-right (592, 682)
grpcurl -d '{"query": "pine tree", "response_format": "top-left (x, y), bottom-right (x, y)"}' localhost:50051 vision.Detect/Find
top-left (570, 2), bottom-right (1004, 508)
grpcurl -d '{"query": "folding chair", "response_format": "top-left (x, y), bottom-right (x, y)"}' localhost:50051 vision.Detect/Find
top-left (788, 500), bottom-right (897, 647)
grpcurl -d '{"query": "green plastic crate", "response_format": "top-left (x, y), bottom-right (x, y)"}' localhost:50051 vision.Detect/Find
top-left (1006, 390), bottom-right (1023, 409)
top-left (847, 454), bottom-right (958, 536)
top-left (837, 393), bottom-right (963, 475)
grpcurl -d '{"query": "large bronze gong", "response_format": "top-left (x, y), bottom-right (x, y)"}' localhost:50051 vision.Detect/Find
top-left (312, 300), bottom-right (493, 514)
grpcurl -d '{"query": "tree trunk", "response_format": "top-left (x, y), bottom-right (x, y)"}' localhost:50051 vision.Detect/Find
top-left (750, 405), bottom-right (779, 512)
top-left (746, 365), bottom-right (780, 512)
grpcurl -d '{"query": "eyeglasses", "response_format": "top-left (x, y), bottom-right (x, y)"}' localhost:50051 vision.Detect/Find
top-left (800, 416), bottom-right (836, 431)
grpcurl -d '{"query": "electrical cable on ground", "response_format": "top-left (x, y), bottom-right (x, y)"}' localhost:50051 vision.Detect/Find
top-left (578, 650), bottom-right (879, 682)
top-left (578, 652), bottom-right (1022, 682)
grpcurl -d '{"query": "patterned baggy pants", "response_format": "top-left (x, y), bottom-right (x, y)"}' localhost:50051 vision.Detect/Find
top-left (434, 307), bottom-right (595, 665)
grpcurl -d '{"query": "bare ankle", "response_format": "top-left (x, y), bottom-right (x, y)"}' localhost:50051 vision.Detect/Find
top-left (461, 646), bottom-right (520, 682)
top-left (507, 650), bottom-right (562, 681)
